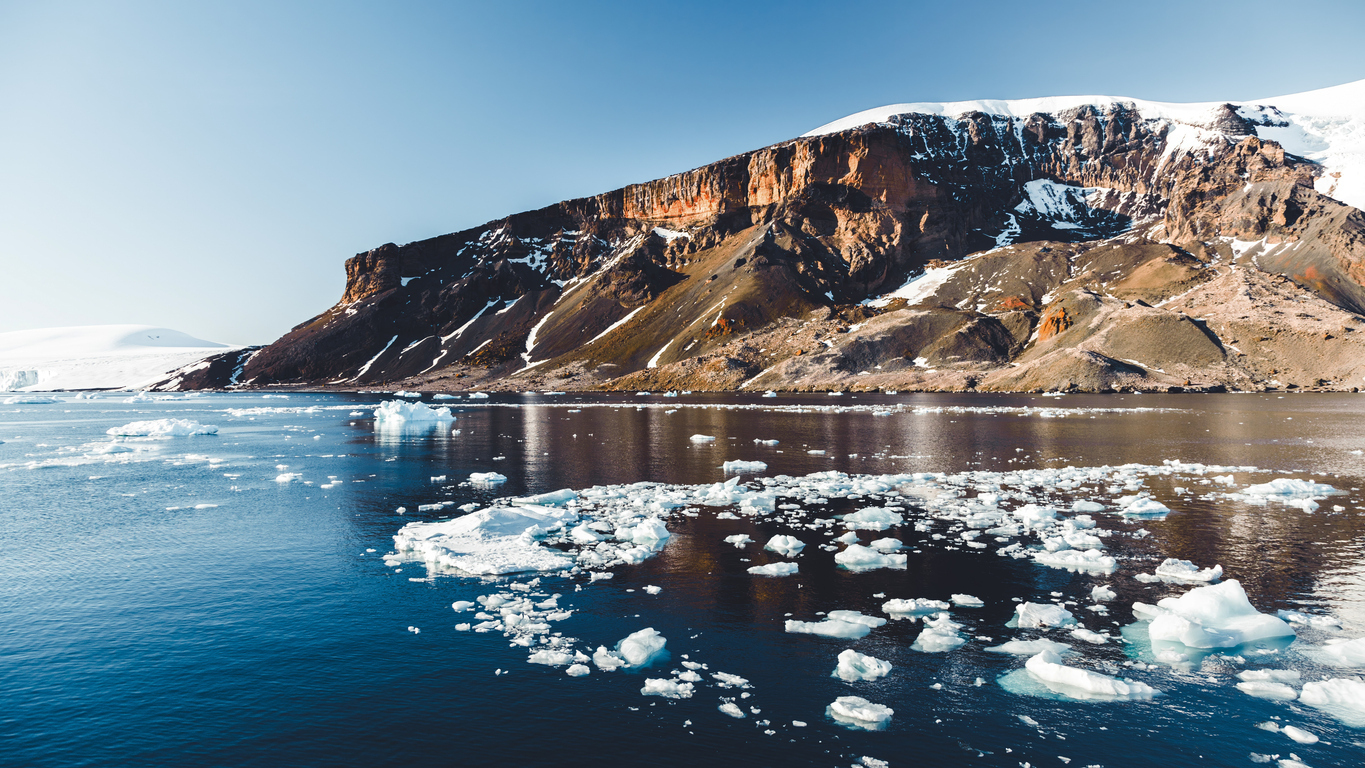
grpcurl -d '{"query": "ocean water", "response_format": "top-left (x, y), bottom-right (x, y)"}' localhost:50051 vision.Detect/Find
top-left (2, 391), bottom-right (1363, 767)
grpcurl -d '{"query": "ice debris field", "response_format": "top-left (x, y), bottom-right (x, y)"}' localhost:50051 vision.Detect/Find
top-left (385, 444), bottom-right (1365, 762)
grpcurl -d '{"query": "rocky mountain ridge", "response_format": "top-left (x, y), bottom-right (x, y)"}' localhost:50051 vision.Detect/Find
top-left (165, 81), bottom-right (1365, 393)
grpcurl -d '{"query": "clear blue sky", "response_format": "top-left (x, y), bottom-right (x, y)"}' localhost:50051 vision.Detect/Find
top-left (3, 0), bottom-right (1363, 345)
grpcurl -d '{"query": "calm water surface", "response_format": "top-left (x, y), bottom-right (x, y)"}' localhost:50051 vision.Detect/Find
top-left (2, 391), bottom-right (1363, 767)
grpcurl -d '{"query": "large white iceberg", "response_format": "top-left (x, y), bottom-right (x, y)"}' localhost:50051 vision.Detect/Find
top-left (1133, 579), bottom-right (1294, 649)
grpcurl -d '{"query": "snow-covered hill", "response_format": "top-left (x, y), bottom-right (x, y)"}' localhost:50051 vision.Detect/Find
top-left (0, 325), bottom-right (237, 391)
top-left (805, 78), bottom-right (1365, 211)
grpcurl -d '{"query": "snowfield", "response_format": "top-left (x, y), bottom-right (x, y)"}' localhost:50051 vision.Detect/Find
top-left (0, 325), bottom-right (236, 392)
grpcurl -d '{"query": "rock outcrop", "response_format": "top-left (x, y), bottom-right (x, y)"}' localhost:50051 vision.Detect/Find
top-left (163, 86), bottom-right (1365, 394)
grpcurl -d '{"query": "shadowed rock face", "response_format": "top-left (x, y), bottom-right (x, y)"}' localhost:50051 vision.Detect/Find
top-left (167, 100), bottom-right (1365, 394)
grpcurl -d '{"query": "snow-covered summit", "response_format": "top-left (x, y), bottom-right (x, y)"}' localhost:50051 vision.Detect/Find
top-left (0, 325), bottom-right (236, 391)
top-left (805, 78), bottom-right (1365, 211)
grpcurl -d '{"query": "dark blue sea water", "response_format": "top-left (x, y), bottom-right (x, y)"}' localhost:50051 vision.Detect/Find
top-left (2, 391), bottom-right (1363, 767)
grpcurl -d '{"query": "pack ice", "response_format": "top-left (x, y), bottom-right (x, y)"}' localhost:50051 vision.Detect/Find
top-left (106, 419), bottom-right (218, 437)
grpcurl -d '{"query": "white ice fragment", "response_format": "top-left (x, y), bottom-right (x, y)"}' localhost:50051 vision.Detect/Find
top-left (718, 701), bottom-right (746, 718)
top-left (566, 664), bottom-right (590, 677)
top-left (1014, 602), bottom-right (1077, 629)
top-left (690, 434), bottom-right (716, 442)
top-left (1032, 548), bottom-right (1117, 573)
top-left (1281, 725), bottom-right (1318, 745)
top-left (724, 534), bottom-right (754, 548)
top-left (616, 628), bottom-right (667, 668)
top-left (1242, 478), bottom-right (1338, 497)
top-left (951, 594), bottom-right (984, 607)
top-left (1023, 650), bottom-right (1160, 701)
top-left (641, 678), bottom-right (694, 699)
top-left (911, 614), bottom-right (966, 653)
top-left (372, 399), bottom-right (455, 426)
top-left (842, 507), bottom-right (904, 530)
top-left (1235, 680), bottom-right (1299, 701)
top-left (831, 649), bottom-right (892, 682)
top-left (469, 472), bottom-right (508, 486)
top-left (764, 534), bottom-right (806, 557)
top-left (1091, 585), bottom-right (1117, 602)
top-left (1300, 678), bottom-right (1365, 727)
top-left (593, 646), bottom-right (627, 671)
top-left (835, 544), bottom-right (907, 571)
top-left (450, 600), bottom-right (476, 612)
top-left (985, 638), bottom-right (1073, 656)
top-left (391, 505), bottom-right (578, 576)
top-left (106, 419), bottom-right (218, 437)
top-left (826, 696), bottom-right (893, 730)
top-left (644, 585), bottom-right (662, 595)
top-left (882, 598), bottom-right (950, 617)
top-left (1120, 498), bottom-right (1172, 517)
top-left (748, 562), bottom-right (799, 576)
top-left (1138, 580), bottom-right (1294, 649)
top-left (1069, 628), bottom-right (1110, 645)
top-left (1146, 558), bottom-right (1223, 583)
top-left (1317, 637), bottom-right (1365, 667)
top-left (722, 460), bottom-right (768, 474)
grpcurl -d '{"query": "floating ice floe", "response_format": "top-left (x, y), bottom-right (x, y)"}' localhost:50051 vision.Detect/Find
top-left (392, 504), bottom-right (580, 575)
top-left (1020, 650), bottom-right (1161, 701)
top-left (1117, 497), bottom-right (1172, 517)
top-left (911, 614), bottom-right (966, 652)
top-left (373, 399), bottom-right (456, 426)
top-left (1032, 548), bottom-right (1117, 573)
top-left (882, 598), bottom-right (950, 618)
top-left (469, 472), bottom-right (508, 486)
top-left (1316, 637), bottom-right (1365, 667)
top-left (640, 678), bottom-right (693, 699)
top-left (722, 460), bottom-right (768, 474)
top-left (689, 434), bottom-right (716, 442)
top-left (615, 628), bottom-right (668, 668)
top-left (107, 419), bottom-right (218, 437)
top-left (831, 649), bottom-right (892, 682)
top-left (1277, 609), bottom-right (1343, 630)
top-left (3, 395), bottom-right (59, 404)
top-left (763, 534), bottom-right (805, 557)
top-left (986, 638), bottom-right (1073, 656)
top-left (826, 696), bottom-right (893, 730)
top-left (1299, 678), bottom-right (1365, 727)
top-left (1235, 669), bottom-right (1301, 701)
top-left (1241, 478), bottom-right (1339, 497)
top-left (724, 534), bottom-right (753, 548)
top-left (1132, 579), bottom-right (1295, 650)
top-left (786, 611), bottom-right (886, 640)
top-left (748, 562), bottom-right (799, 577)
top-left (718, 701), bottom-right (746, 718)
top-left (1013, 603), bottom-right (1077, 629)
top-left (835, 544), bottom-right (907, 571)
top-left (1134, 558), bottom-right (1223, 584)
top-left (1091, 585), bottom-right (1117, 602)
top-left (842, 507), bottom-right (903, 530)
top-left (951, 594), bottom-right (984, 607)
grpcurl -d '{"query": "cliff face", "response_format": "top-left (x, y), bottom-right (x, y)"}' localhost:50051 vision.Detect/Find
top-left (169, 92), bottom-right (1365, 393)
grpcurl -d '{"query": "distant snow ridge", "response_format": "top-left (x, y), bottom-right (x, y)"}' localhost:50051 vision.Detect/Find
top-left (0, 325), bottom-right (235, 392)
top-left (805, 78), bottom-right (1365, 211)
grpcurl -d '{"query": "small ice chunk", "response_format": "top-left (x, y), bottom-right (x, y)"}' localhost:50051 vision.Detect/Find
top-left (1071, 500), bottom-right (1106, 513)
top-left (1091, 585), bottom-right (1117, 602)
top-left (1014, 602), bottom-right (1077, 629)
top-left (724, 534), bottom-right (754, 548)
top-left (1235, 680), bottom-right (1299, 701)
top-left (373, 400), bottom-right (456, 426)
top-left (1120, 498), bottom-right (1171, 517)
top-left (469, 471), bottom-right (508, 486)
top-left (826, 696), bottom-right (893, 730)
top-left (593, 646), bottom-right (627, 671)
top-left (1318, 637), bottom-right (1365, 667)
top-left (718, 701), bottom-right (746, 718)
top-left (835, 544), bottom-right (907, 571)
top-left (722, 460), bottom-right (768, 474)
top-left (106, 419), bottom-right (218, 437)
top-left (748, 562), bottom-right (799, 577)
top-left (786, 611), bottom-right (884, 640)
top-left (1023, 650), bottom-right (1160, 701)
top-left (1281, 725), bottom-right (1318, 745)
top-left (641, 678), bottom-right (694, 699)
top-left (1149, 558), bottom-right (1223, 583)
top-left (842, 508), bottom-right (904, 530)
top-left (644, 585), bottom-right (662, 595)
top-left (911, 614), bottom-right (966, 653)
top-left (1033, 548), bottom-right (1117, 573)
top-left (1138, 580), bottom-right (1294, 649)
top-left (615, 628), bottom-right (667, 667)
top-left (869, 537), bottom-right (903, 551)
top-left (1070, 628), bottom-right (1110, 645)
top-left (451, 600), bottom-right (476, 612)
top-left (690, 434), bottom-right (717, 442)
top-left (882, 598), bottom-right (950, 617)
top-left (831, 649), bottom-right (892, 682)
top-left (833, 531), bottom-right (860, 545)
top-left (985, 638), bottom-right (1073, 656)
top-left (951, 594), bottom-right (984, 607)
top-left (764, 535), bottom-right (806, 557)
top-left (566, 664), bottom-right (590, 677)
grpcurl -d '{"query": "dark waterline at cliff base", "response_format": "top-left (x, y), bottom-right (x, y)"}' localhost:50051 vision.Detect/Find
top-left (2, 392), bottom-right (1363, 767)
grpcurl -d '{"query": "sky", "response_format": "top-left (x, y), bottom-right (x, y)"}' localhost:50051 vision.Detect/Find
top-left (2, 0), bottom-right (1364, 346)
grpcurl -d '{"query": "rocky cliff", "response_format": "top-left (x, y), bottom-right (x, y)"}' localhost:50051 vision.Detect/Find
top-left (168, 82), bottom-right (1365, 393)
